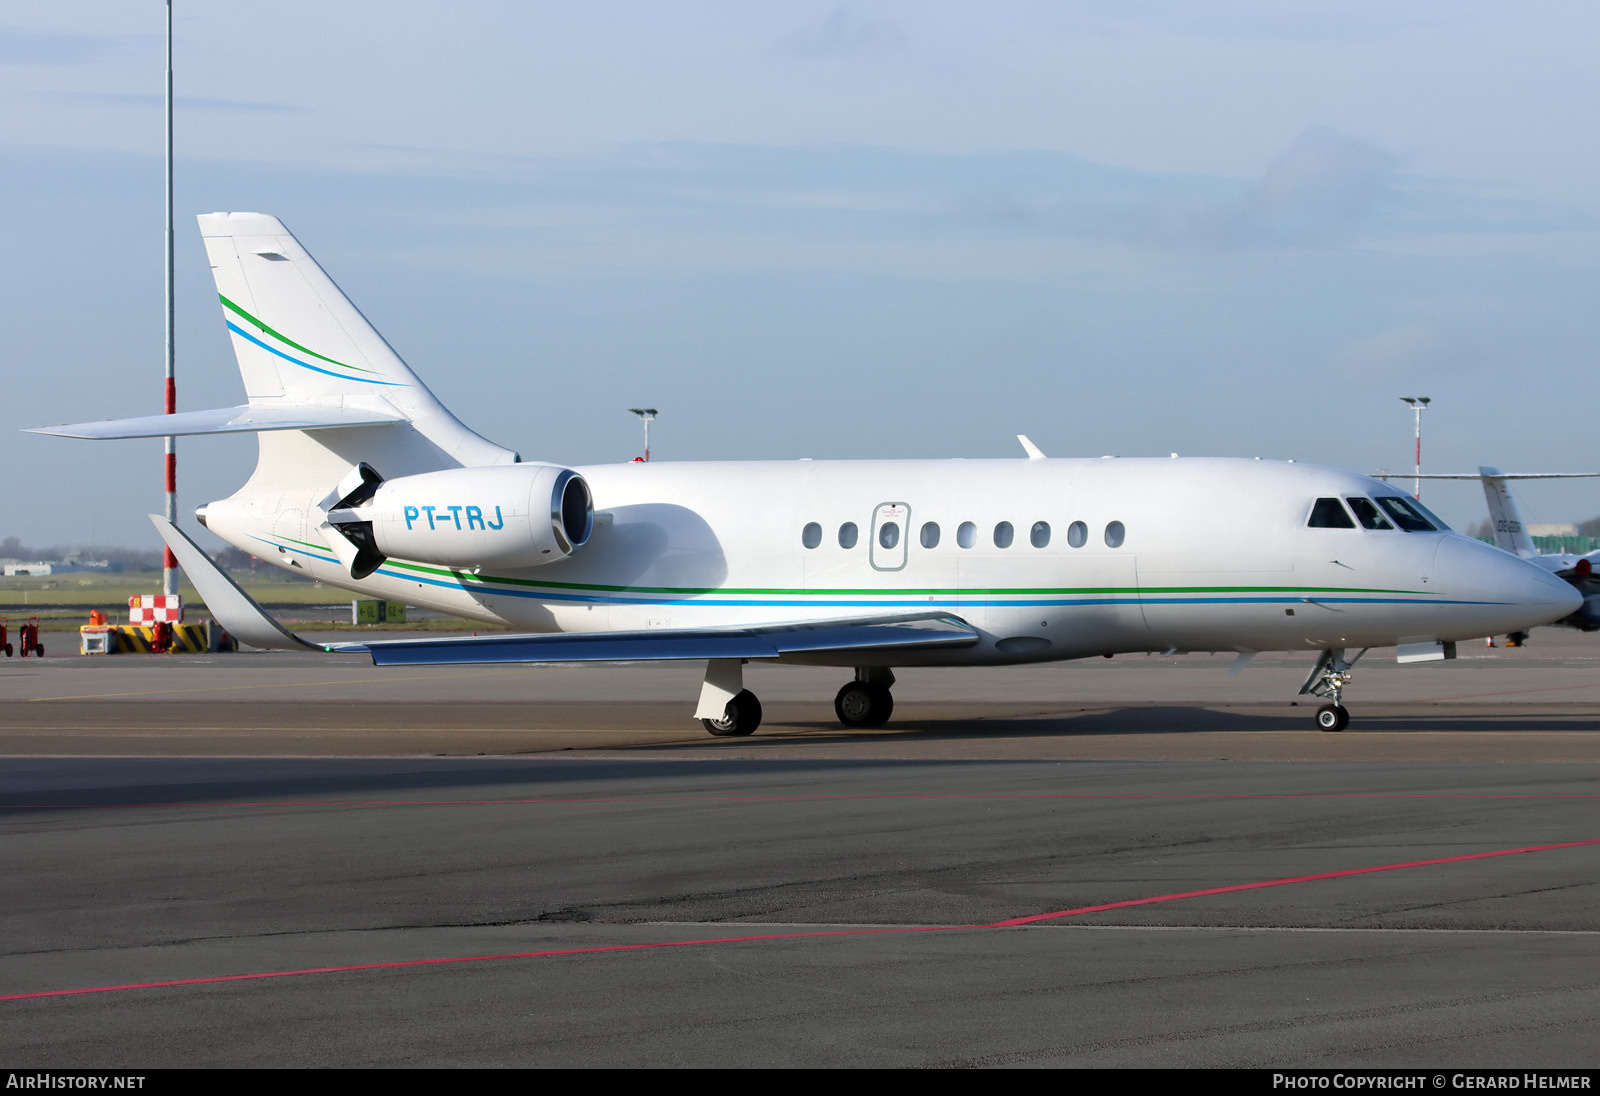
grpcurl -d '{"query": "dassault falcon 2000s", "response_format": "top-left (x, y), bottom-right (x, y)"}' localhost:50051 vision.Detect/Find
top-left (30, 213), bottom-right (1583, 734)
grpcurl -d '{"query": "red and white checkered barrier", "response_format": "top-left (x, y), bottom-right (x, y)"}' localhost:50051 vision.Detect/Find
top-left (128, 595), bottom-right (184, 625)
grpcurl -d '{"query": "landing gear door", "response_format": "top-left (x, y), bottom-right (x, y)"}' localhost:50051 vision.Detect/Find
top-left (869, 502), bottom-right (909, 572)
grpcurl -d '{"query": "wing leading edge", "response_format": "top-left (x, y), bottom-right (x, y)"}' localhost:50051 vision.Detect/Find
top-left (342, 613), bottom-right (978, 665)
top-left (150, 516), bottom-right (980, 665)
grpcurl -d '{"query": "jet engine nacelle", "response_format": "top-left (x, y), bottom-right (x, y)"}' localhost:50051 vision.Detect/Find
top-left (329, 463), bottom-right (593, 576)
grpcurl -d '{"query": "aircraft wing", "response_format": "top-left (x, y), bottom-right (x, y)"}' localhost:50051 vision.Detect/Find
top-left (151, 515), bottom-right (980, 664)
top-left (340, 614), bottom-right (978, 665)
top-left (28, 402), bottom-right (406, 439)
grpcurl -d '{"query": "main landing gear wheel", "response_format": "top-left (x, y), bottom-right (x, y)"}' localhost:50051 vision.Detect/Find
top-left (834, 682), bottom-right (893, 728)
top-left (1315, 704), bottom-right (1349, 732)
top-left (701, 689), bottom-right (762, 737)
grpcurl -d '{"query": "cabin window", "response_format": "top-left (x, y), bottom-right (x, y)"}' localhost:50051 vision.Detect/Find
top-left (1067, 521), bottom-right (1087, 548)
top-left (1347, 498), bottom-right (1393, 530)
top-left (802, 522), bottom-right (822, 548)
top-left (879, 521), bottom-right (901, 549)
top-left (1031, 521), bottom-right (1051, 548)
top-left (1104, 521), bottom-right (1125, 548)
top-left (994, 521), bottom-right (1014, 548)
top-left (839, 522), bottom-right (859, 549)
top-left (1375, 496), bottom-right (1439, 532)
top-left (920, 522), bottom-right (941, 549)
top-left (1308, 498), bottom-right (1356, 528)
top-left (957, 521), bottom-right (976, 548)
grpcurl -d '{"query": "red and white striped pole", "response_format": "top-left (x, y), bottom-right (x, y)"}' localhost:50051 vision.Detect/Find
top-left (1399, 396), bottom-right (1430, 501)
top-left (628, 407), bottom-right (657, 462)
top-left (162, 0), bottom-right (178, 596)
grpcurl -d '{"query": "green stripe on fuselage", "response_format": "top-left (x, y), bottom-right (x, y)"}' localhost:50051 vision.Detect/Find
top-left (271, 535), bottom-right (1426, 598)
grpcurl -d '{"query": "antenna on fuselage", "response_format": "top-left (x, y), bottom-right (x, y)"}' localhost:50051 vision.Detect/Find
top-left (1016, 435), bottom-right (1046, 460)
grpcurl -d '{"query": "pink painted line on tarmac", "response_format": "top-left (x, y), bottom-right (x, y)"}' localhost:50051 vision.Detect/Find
top-left (4, 837), bottom-right (1596, 1003)
top-left (986, 838), bottom-right (1600, 927)
top-left (3, 792), bottom-right (1595, 810)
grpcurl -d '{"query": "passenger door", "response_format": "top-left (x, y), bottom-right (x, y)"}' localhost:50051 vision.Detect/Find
top-left (869, 502), bottom-right (909, 572)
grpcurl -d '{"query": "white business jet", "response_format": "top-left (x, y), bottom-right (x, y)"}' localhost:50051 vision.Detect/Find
top-left (29, 214), bottom-right (1582, 734)
top-left (1381, 467), bottom-right (1600, 640)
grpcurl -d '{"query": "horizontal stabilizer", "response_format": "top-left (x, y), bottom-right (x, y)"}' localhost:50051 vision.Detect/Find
top-left (1374, 472), bottom-right (1600, 481)
top-left (343, 613), bottom-right (981, 666)
top-left (29, 403), bottom-right (406, 440)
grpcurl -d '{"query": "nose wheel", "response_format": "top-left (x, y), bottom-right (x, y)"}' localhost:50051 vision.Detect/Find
top-left (1299, 648), bottom-right (1366, 732)
top-left (1315, 703), bottom-right (1350, 732)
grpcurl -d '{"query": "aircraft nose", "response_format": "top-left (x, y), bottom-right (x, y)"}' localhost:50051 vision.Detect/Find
top-left (1432, 536), bottom-right (1582, 632)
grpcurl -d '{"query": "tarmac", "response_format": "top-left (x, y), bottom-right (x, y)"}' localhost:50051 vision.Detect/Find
top-left (2, 632), bottom-right (1597, 1067)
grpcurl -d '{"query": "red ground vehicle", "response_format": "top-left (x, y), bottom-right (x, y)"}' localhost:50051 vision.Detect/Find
top-left (0, 617), bottom-right (10, 657)
top-left (17, 617), bottom-right (43, 657)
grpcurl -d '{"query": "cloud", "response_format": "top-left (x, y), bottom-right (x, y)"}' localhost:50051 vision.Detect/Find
top-left (1332, 321), bottom-right (1492, 379)
top-left (48, 91), bottom-right (301, 113)
top-left (0, 27), bottom-right (131, 65)
top-left (779, 8), bottom-right (908, 58)
top-left (1249, 127), bottom-right (1398, 231)
top-left (1131, 127), bottom-right (1399, 250)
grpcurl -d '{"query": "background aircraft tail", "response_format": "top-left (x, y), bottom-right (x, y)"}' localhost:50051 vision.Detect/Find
top-left (1477, 466), bottom-right (1537, 558)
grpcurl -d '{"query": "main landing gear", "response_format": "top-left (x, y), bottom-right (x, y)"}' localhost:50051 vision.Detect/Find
top-left (697, 658), bottom-right (763, 736)
top-left (834, 668), bottom-right (895, 728)
top-left (1298, 647), bottom-right (1367, 732)
top-left (702, 689), bottom-right (763, 737)
top-left (694, 661), bottom-right (899, 737)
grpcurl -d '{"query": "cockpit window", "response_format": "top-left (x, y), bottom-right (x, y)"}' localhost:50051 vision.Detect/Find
top-left (1374, 496), bottom-right (1440, 532)
top-left (1409, 497), bottom-right (1452, 531)
top-left (1347, 497), bottom-right (1394, 531)
top-left (1308, 498), bottom-right (1356, 528)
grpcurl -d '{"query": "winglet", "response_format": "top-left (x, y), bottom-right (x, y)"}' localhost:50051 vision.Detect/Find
top-left (148, 515), bottom-right (324, 652)
top-left (1017, 434), bottom-right (1046, 460)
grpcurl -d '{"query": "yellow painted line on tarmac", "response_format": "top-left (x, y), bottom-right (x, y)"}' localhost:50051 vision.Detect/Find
top-left (25, 668), bottom-right (524, 703)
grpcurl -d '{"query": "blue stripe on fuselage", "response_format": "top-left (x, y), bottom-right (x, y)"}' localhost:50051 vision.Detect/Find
top-left (252, 537), bottom-right (1504, 610)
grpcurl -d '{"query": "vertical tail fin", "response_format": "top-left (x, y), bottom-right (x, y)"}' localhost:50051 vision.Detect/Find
top-left (198, 212), bottom-right (517, 472)
top-left (1478, 466), bottom-right (1537, 558)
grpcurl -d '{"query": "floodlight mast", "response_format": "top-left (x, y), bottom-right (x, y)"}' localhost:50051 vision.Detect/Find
top-left (628, 407), bottom-right (658, 462)
top-left (162, 0), bottom-right (177, 597)
top-left (1399, 396), bottom-right (1431, 500)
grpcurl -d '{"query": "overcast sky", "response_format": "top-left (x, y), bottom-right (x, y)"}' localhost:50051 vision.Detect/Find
top-left (5, 1), bottom-right (1599, 549)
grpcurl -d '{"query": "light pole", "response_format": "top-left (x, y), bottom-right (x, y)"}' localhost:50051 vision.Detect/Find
top-left (628, 407), bottom-right (657, 462)
top-left (1399, 396), bottom-right (1430, 500)
top-left (162, 0), bottom-right (178, 596)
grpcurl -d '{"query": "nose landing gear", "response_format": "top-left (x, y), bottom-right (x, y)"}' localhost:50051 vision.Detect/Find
top-left (1299, 647), bottom-right (1367, 732)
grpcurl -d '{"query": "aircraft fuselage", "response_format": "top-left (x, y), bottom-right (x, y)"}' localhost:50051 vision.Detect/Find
top-left (204, 454), bottom-right (1578, 667)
